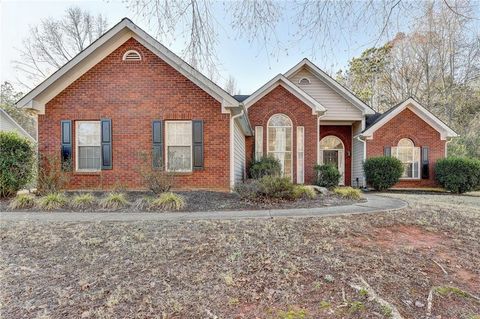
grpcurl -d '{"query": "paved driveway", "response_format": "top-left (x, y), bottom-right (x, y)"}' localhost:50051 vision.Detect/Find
top-left (0, 194), bottom-right (407, 222)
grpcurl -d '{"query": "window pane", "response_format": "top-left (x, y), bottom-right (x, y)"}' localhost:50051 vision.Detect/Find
top-left (77, 122), bottom-right (101, 146)
top-left (320, 136), bottom-right (343, 149)
top-left (166, 122), bottom-right (192, 146)
top-left (268, 114), bottom-right (291, 127)
top-left (167, 146), bottom-right (191, 171)
top-left (78, 146), bottom-right (101, 170)
top-left (398, 138), bottom-right (414, 147)
top-left (255, 126), bottom-right (263, 160)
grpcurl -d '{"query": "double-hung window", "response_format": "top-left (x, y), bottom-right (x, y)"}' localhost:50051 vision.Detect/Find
top-left (76, 121), bottom-right (101, 171)
top-left (392, 138), bottom-right (420, 179)
top-left (165, 121), bottom-right (192, 172)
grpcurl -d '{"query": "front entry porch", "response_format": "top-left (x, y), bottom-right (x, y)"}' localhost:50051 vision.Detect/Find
top-left (319, 124), bottom-right (353, 186)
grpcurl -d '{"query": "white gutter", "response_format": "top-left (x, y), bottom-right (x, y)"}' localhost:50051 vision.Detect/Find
top-left (230, 110), bottom-right (245, 190)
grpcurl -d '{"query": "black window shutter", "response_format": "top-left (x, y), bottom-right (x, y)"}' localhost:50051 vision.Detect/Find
top-left (101, 119), bottom-right (112, 170)
top-left (152, 120), bottom-right (163, 169)
top-left (421, 146), bottom-right (429, 179)
top-left (192, 120), bottom-right (204, 170)
top-left (60, 120), bottom-right (72, 171)
top-left (384, 146), bottom-right (391, 157)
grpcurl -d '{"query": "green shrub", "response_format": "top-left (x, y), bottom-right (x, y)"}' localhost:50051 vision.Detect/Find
top-left (0, 132), bottom-right (35, 197)
top-left (249, 155), bottom-right (282, 179)
top-left (363, 156), bottom-right (403, 191)
top-left (9, 193), bottom-right (36, 209)
top-left (258, 175), bottom-right (295, 200)
top-left (314, 164), bottom-right (341, 189)
top-left (435, 157), bottom-right (480, 193)
top-left (293, 185), bottom-right (316, 199)
top-left (71, 193), bottom-right (96, 210)
top-left (37, 193), bottom-right (67, 210)
top-left (333, 187), bottom-right (362, 200)
top-left (234, 180), bottom-right (262, 201)
top-left (151, 192), bottom-right (185, 211)
top-left (100, 192), bottom-right (129, 210)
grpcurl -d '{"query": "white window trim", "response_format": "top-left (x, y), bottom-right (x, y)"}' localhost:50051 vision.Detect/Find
top-left (266, 114), bottom-right (293, 181)
top-left (296, 126), bottom-right (304, 184)
top-left (165, 120), bottom-right (193, 173)
top-left (75, 121), bottom-right (101, 172)
top-left (392, 144), bottom-right (421, 180)
top-left (122, 49), bottom-right (142, 61)
top-left (255, 126), bottom-right (263, 161)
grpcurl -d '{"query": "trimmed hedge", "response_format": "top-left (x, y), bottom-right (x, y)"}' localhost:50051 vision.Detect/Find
top-left (314, 164), bottom-right (341, 189)
top-left (249, 155), bottom-right (282, 179)
top-left (364, 156), bottom-right (403, 191)
top-left (436, 157), bottom-right (480, 194)
top-left (0, 132), bottom-right (35, 197)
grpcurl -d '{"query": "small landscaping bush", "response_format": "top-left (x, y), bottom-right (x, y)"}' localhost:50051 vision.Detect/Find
top-left (137, 152), bottom-right (175, 194)
top-left (0, 131), bottom-right (35, 197)
top-left (234, 180), bottom-right (262, 201)
top-left (100, 192), bottom-right (129, 210)
top-left (314, 164), bottom-right (341, 189)
top-left (363, 156), bottom-right (403, 191)
top-left (71, 193), bottom-right (96, 210)
top-left (133, 196), bottom-right (154, 211)
top-left (333, 187), bottom-right (362, 200)
top-left (259, 175), bottom-right (295, 200)
top-left (37, 155), bottom-right (70, 195)
top-left (9, 193), bottom-right (36, 209)
top-left (436, 157), bottom-right (480, 193)
top-left (151, 192), bottom-right (185, 211)
top-left (293, 185), bottom-right (316, 199)
top-left (36, 193), bottom-right (67, 210)
top-left (249, 155), bottom-right (282, 179)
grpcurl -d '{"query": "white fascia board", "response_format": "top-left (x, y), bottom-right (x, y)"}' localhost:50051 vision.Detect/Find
top-left (284, 58), bottom-right (376, 115)
top-left (16, 18), bottom-right (239, 113)
top-left (362, 98), bottom-right (458, 140)
top-left (243, 74), bottom-right (326, 115)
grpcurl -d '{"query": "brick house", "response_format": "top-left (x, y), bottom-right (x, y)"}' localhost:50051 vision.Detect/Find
top-left (16, 18), bottom-right (457, 191)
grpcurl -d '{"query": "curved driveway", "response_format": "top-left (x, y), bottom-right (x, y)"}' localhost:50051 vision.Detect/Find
top-left (0, 194), bottom-right (407, 222)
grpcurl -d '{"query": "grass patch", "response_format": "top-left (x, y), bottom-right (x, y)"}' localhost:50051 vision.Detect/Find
top-left (435, 286), bottom-right (470, 298)
top-left (71, 193), bottom-right (96, 210)
top-left (348, 301), bottom-right (365, 314)
top-left (100, 192), bottom-right (129, 210)
top-left (150, 192), bottom-right (185, 211)
top-left (293, 185), bottom-right (316, 199)
top-left (9, 193), bottom-right (36, 209)
top-left (333, 187), bottom-right (362, 200)
top-left (36, 193), bottom-right (67, 210)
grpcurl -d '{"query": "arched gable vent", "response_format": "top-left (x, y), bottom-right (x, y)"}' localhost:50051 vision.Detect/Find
top-left (298, 77), bottom-right (311, 85)
top-left (122, 50), bottom-right (142, 61)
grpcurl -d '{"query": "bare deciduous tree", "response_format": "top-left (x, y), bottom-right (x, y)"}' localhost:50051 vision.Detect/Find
top-left (224, 75), bottom-right (240, 95)
top-left (14, 7), bottom-right (107, 89)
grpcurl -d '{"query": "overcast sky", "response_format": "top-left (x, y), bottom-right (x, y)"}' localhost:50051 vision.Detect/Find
top-left (1, 0), bottom-right (410, 94)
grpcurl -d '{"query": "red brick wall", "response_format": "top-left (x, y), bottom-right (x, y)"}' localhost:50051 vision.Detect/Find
top-left (38, 38), bottom-right (231, 191)
top-left (319, 125), bottom-right (352, 186)
top-left (366, 107), bottom-right (446, 187)
top-left (245, 85), bottom-right (318, 184)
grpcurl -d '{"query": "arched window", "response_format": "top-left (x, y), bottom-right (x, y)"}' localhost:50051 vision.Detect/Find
top-left (392, 138), bottom-right (420, 179)
top-left (122, 50), bottom-right (142, 61)
top-left (319, 135), bottom-right (345, 185)
top-left (299, 77), bottom-right (311, 85)
top-left (267, 114), bottom-right (292, 178)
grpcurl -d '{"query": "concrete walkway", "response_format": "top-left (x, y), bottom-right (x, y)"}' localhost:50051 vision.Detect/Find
top-left (0, 194), bottom-right (407, 222)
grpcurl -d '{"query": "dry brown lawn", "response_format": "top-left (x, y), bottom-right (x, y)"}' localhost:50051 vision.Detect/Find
top-left (1, 193), bottom-right (479, 318)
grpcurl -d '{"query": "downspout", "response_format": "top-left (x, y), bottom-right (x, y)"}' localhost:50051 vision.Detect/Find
top-left (230, 109), bottom-right (245, 191)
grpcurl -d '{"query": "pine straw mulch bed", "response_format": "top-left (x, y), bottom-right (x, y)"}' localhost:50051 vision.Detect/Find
top-left (0, 190), bottom-right (361, 213)
top-left (1, 193), bottom-right (479, 318)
